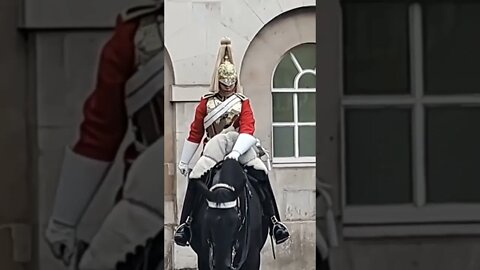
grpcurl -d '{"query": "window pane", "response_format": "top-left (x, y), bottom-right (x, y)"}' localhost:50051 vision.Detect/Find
top-left (346, 108), bottom-right (412, 205)
top-left (273, 127), bottom-right (294, 157)
top-left (424, 3), bottom-right (480, 94)
top-left (272, 93), bottom-right (293, 122)
top-left (273, 54), bottom-right (297, 88)
top-left (298, 73), bottom-right (315, 88)
top-left (426, 107), bottom-right (480, 203)
top-left (290, 43), bottom-right (316, 70)
top-left (298, 93), bottom-right (315, 122)
top-left (299, 126), bottom-right (315, 157)
top-left (344, 3), bottom-right (409, 95)
top-left (273, 43), bottom-right (315, 88)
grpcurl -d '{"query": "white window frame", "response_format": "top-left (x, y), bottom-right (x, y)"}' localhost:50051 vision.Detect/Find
top-left (271, 50), bottom-right (316, 165)
top-left (341, 3), bottom-right (480, 234)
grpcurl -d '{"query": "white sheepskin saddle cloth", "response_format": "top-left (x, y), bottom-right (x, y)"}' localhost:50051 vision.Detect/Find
top-left (189, 131), bottom-right (268, 179)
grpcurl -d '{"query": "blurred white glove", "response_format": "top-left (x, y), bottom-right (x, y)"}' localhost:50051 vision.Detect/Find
top-left (178, 161), bottom-right (190, 177)
top-left (225, 150), bottom-right (241, 161)
top-left (178, 140), bottom-right (199, 177)
top-left (230, 133), bottom-right (257, 159)
top-left (44, 219), bottom-right (76, 266)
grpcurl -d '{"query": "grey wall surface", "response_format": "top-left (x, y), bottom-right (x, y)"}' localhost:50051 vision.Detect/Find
top-left (21, 0), bottom-right (152, 28)
top-left (0, 0), bottom-right (31, 268)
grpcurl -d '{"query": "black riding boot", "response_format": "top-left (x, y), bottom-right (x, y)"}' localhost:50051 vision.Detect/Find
top-left (174, 180), bottom-right (196, 246)
top-left (263, 186), bottom-right (290, 244)
top-left (246, 167), bottom-right (290, 244)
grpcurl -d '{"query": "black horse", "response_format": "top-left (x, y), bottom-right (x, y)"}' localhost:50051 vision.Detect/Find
top-left (189, 159), bottom-right (269, 270)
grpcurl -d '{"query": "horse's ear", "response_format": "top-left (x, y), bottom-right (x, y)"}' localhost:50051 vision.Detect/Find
top-left (192, 179), bottom-right (214, 200)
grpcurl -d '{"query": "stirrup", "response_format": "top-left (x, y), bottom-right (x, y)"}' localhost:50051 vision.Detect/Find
top-left (270, 216), bottom-right (281, 225)
top-left (271, 216), bottom-right (288, 229)
top-left (270, 216), bottom-right (287, 228)
top-left (174, 216), bottom-right (193, 232)
top-left (174, 217), bottom-right (193, 246)
top-left (185, 216), bottom-right (193, 225)
top-left (178, 216), bottom-right (193, 232)
top-left (270, 216), bottom-right (290, 244)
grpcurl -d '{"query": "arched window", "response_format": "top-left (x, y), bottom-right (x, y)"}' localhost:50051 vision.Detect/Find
top-left (271, 43), bottom-right (316, 163)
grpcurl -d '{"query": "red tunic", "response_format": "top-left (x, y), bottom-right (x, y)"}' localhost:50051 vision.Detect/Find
top-left (73, 16), bottom-right (139, 162)
top-left (186, 96), bottom-right (256, 144)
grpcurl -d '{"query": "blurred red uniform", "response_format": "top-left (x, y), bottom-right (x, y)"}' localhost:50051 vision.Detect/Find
top-left (45, 3), bottom-right (164, 269)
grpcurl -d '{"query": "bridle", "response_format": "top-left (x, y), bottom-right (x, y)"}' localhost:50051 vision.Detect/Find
top-left (207, 183), bottom-right (238, 209)
top-left (205, 162), bottom-right (251, 270)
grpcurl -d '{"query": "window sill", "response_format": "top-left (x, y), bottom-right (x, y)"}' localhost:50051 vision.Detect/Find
top-left (343, 223), bottom-right (480, 238)
top-left (272, 156), bottom-right (315, 163)
top-left (272, 162), bottom-right (316, 168)
top-left (343, 204), bottom-right (480, 224)
top-left (340, 204), bottom-right (480, 237)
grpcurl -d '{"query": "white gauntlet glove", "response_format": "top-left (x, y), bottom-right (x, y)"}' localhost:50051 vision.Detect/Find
top-left (178, 140), bottom-right (199, 177)
top-left (178, 161), bottom-right (190, 177)
top-left (225, 133), bottom-right (257, 160)
top-left (225, 150), bottom-right (241, 161)
top-left (45, 147), bottom-right (111, 265)
top-left (44, 219), bottom-right (76, 266)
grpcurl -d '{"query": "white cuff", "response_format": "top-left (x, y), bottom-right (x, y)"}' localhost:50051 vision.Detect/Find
top-left (51, 147), bottom-right (111, 227)
top-left (232, 133), bottom-right (257, 156)
top-left (180, 140), bottom-right (199, 165)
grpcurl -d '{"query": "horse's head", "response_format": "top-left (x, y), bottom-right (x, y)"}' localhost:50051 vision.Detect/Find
top-left (196, 159), bottom-right (247, 270)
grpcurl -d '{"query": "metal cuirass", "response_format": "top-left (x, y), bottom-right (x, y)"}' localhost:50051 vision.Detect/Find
top-left (125, 12), bottom-right (164, 152)
top-left (205, 95), bottom-right (242, 139)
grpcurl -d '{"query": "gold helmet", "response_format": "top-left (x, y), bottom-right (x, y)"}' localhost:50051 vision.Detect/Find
top-left (209, 37), bottom-right (243, 93)
top-left (217, 55), bottom-right (237, 87)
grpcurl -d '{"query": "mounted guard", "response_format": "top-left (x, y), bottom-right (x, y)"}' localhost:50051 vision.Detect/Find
top-left (174, 37), bottom-right (290, 247)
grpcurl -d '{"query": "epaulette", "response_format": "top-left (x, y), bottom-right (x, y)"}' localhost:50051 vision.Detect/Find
top-left (235, 93), bottom-right (248, 101)
top-left (121, 3), bottom-right (162, 22)
top-left (202, 93), bottom-right (216, 99)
